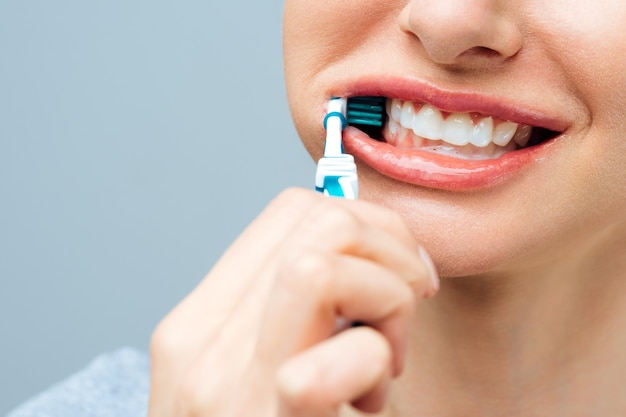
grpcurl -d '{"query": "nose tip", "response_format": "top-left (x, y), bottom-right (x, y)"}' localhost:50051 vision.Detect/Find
top-left (399, 0), bottom-right (522, 67)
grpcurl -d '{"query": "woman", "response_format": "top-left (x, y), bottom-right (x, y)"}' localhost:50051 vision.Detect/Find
top-left (12, 1), bottom-right (625, 416)
top-left (149, 0), bottom-right (626, 415)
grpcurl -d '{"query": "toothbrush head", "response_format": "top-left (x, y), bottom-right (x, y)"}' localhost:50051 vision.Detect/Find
top-left (347, 96), bottom-right (385, 127)
top-left (346, 96), bottom-right (386, 140)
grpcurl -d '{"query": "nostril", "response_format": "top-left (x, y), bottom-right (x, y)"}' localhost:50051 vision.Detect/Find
top-left (461, 46), bottom-right (501, 59)
top-left (398, 1), bottom-right (523, 67)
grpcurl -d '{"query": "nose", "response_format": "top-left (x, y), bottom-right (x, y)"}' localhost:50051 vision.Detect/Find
top-left (399, 0), bottom-right (523, 68)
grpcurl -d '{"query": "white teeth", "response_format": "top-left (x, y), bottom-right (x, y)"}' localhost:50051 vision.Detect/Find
top-left (387, 117), bottom-right (401, 136)
top-left (385, 99), bottom-right (535, 158)
top-left (412, 104), bottom-right (443, 140)
top-left (441, 112), bottom-right (472, 146)
top-left (492, 121), bottom-right (519, 146)
top-left (400, 100), bottom-right (415, 127)
top-left (469, 117), bottom-right (493, 148)
top-left (389, 99), bottom-right (402, 122)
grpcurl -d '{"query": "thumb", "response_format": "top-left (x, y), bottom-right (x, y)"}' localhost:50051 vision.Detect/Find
top-left (276, 326), bottom-right (393, 417)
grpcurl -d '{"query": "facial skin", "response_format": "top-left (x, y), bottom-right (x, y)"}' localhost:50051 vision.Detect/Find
top-left (283, 2), bottom-right (626, 413)
top-left (283, 0), bottom-right (626, 279)
top-left (145, 3), bottom-right (626, 417)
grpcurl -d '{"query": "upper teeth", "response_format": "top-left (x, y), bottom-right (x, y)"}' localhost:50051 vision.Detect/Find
top-left (386, 99), bottom-right (532, 149)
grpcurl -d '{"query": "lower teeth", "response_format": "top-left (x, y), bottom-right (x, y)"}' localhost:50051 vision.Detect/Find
top-left (384, 119), bottom-right (517, 160)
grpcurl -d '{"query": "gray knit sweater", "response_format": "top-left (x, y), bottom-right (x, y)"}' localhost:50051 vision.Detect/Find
top-left (6, 348), bottom-right (150, 417)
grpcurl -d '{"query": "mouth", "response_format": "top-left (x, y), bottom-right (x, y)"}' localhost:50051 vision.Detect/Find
top-left (351, 97), bottom-right (560, 161)
top-left (339, 93), bottom-right (566, 191)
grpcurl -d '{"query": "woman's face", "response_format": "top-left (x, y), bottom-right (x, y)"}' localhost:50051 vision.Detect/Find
top-left (282, 0), bottom-right (626, 277)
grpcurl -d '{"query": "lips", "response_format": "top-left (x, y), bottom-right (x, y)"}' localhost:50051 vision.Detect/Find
top-left (334, 79), bottom-right (569, 191)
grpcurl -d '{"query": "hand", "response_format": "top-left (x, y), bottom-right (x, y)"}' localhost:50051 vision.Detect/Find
top-left (148, 188), bottom-right (439, 417)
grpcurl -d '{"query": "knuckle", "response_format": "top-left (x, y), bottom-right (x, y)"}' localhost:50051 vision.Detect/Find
top-left (277, 250), bottom-right (333, 297)
top-left (373, 283), bottom-right (416, 324)
top-left (405, 259), bottom-right (437, 298)
top-left (406, 277), bottom-right (429, 300)
top-left (307, 201), bottom-right (364, 247)
top-left (175, 371), bottom-right (217, 417)
top-left (150, 317), bottom-right (183, 364)
top-left (324, 203), bottom-right (362, 233)
top-left (394, 286), bottom-right (417, 316)
top-left (175, 354), bottom-right (237, 417)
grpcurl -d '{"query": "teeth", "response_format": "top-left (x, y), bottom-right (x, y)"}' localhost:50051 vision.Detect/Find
top-left (513, 124), bottom-right (532, 147)
top-left (412, 104), bottom-right (443, 140)
top-left (469, 117), bottom-right (493, 148)
top-left (441, 113), bottom-right (472, 146)
top-left (400, 100), bottom-right (415, 128)
top-left (388, 99), bottom-right (402, 122)
top-left (387, 117), bottom-right (401, 137)
top-left (389, 99), bottom-right (532, 154)
top-left (492, 121), bottom-right (519, 147)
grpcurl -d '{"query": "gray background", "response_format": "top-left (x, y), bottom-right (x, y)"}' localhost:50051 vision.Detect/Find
top-left (0, 1), bottom-right (313, 413)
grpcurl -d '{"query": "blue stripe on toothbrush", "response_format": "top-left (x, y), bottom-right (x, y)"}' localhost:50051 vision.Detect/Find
top-left (324, 176), bottom-right (345, 198)
top-left (315, 176), bottom-right (345, 198)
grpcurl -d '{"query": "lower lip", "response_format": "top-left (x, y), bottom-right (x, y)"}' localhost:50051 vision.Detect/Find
top-left (343, 127), bottom-right (557, 191)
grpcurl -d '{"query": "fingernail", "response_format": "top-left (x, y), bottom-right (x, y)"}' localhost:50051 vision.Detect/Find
top-left (418, 246), bottom-right (439, 295)
top-left (277, 360), bottom-right (317, 399)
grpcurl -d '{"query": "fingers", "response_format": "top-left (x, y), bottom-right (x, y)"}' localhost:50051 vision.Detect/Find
top-left (293, 214), bottom-right (436, 295)
top-left (255, 193), bottom-right (438, 376)
top-left (290, 194), bottom-right (439, 295)
top-left (182, 189), bottom-right (322, 318)
top-left (277, 326), bottom-right (393, 416)
top-left (154, 188), bottom-right (437, 369)
top-left (148, 188), bottom-right (441, 417)
top-left (149, 189), bottom-right (324, 381)
top-left (166, 188), bottom-right (437, 338)
top-left (256, 250), bottom-right (421, 376)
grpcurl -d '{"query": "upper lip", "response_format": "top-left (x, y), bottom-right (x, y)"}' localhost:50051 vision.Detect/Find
top-left (330, 75), bottom-right (571, 133)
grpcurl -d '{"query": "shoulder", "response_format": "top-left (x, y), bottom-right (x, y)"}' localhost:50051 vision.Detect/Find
top-left (6, 348), bottom-right (150, 417)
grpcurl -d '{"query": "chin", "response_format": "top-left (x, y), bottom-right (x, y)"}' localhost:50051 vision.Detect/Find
top-left (355, 169), bottom-right (558, 279)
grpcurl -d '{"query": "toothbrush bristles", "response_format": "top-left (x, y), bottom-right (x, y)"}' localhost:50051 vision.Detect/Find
top-left (346, 96), bottom-right (386, 139)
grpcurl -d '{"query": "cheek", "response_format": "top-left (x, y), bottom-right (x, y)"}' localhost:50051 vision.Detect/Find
top-left (284, 0), bottom-right (397, 49)
top-left (283, 1), bottom-right (402, 160)
top-left (283, 0), bottom-right (401, 87)
top-left (531, 2), bottom-right (626, 129)
top-left (528, 2), bottom-right (626, 227)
